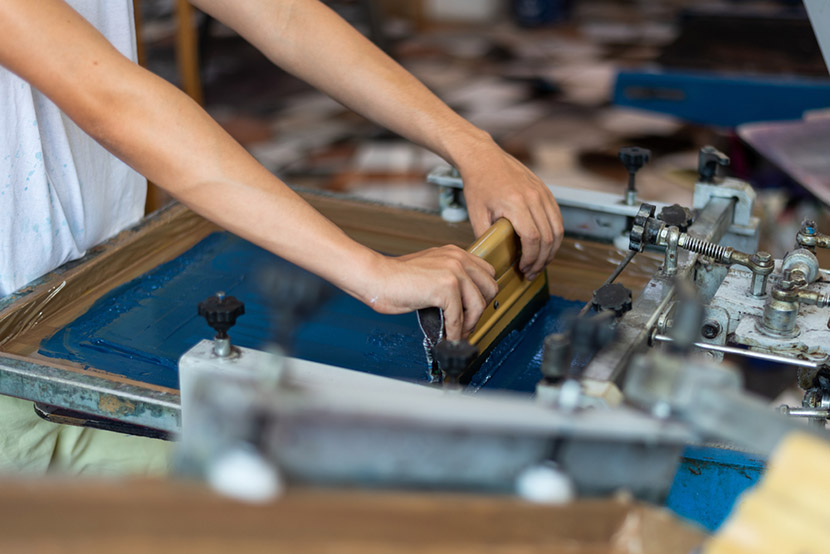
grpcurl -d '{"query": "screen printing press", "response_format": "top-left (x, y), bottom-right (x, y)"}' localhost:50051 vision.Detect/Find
top-left (1, 146), bottom-right (830, 537)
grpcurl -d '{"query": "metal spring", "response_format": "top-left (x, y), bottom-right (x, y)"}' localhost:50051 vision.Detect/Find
top-left (679, 235), bottom-right (729, 261)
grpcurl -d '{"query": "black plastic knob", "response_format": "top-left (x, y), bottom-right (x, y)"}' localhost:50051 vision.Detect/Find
top-left (619, 146), bottom-right (651, 194)
top-left (591, 283), bottom-right (632, 317)
top-left (570, 311), bottom-right (618, 357)
top-left (434, 340), bottom-right (478, 383)
top-left (619, 146), bottom-right (651, 174)
top-left (540, 333), bottom-right (571, 383)
top-left (658, 204), bottom-right (694, 232)
top-left (198, 292), bottom-right (245, 339)
top-left (698, 146), bottom-right (730, 183)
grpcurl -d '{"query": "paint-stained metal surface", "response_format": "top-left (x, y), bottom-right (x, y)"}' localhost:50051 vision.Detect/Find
top-left (37, 231), bottom-right (581, 394)
top-left (0, 353), bottom-right (179, 432)
top-left (666, 445), bottom-right (765, 532)
top-left (0, 204), bottom-right (775, 531)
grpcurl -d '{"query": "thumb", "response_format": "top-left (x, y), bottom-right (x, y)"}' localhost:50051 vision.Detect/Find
top-left (466, 203), bottom-right (493, 238)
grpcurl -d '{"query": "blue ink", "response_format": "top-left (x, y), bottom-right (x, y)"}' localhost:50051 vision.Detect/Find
top-left (32, 224), bottom-right (39, 233)
top-left (39, 232), bottom-right (580, 393)
top-left (35, 152), bottom-right (42, 160)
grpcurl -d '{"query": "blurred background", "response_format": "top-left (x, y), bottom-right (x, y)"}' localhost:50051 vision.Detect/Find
top-left (137, 0), bottom-right (829, 263)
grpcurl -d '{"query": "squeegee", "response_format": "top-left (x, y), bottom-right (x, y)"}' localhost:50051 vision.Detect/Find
top-left (418, 218), bottom-right (549, 382)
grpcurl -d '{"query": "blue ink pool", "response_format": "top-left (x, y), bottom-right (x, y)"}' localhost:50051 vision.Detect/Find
top-left (39, 232), bottom-right (581, 391)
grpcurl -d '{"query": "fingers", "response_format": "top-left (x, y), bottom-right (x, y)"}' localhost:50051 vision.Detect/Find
top-left (467, 203), bottom-right (492, 240)
top-left (438, 257), bottom-right (492, 341)
top-left (548, 195), bottom-right (564, 255)
top-left (442, 249), bottom-right (497, 339)
top-left (525, 198), bottom-right (556, 279)
top-left (461, 154), bottom-right (563, 280)
top-left (512, 186), bottom-right (562, 280)
top-left (371, 246), bottom-right (498, 341)
top-left (442, 286), bottom-right (465, 341)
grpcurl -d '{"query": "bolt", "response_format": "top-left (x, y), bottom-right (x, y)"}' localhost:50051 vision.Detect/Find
top-left (750, 272), bottom-right (769, 296)
top-left (748, 252), bottom-right (774, 296)
top-left (752, 251), bottom-right (773, 265)
top-left (494, 299), bottom-right (500, 310)
top-left (701, 321), bottom-right (721, 340)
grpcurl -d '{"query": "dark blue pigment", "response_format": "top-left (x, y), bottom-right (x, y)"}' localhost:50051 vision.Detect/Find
top-left (39, 232), bottom-right (581, 392)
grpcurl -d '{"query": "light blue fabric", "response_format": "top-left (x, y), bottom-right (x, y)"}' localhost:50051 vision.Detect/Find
top-left (0, 0), bottom-right (146, 296)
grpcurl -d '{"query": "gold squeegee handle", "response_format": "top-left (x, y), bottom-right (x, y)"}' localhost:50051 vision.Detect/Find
top-left (465, 218), bottom-right (547, 349)
top-left (467, 218), bottom-right (519, 277)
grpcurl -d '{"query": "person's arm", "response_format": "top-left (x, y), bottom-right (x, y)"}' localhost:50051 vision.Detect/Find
top-left (0, 0), bottom-right (497, 340)
top-left (191, 0), bottom-right (564, 281)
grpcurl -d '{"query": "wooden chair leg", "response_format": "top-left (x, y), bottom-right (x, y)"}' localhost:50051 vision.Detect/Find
top-left (176, 0), bottom-right (204, 105)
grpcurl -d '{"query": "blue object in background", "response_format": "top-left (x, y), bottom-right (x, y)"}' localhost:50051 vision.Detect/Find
top-left (666, 446), bottom-right (765, 532)
top-left (614, 70), bottom-right (830, 128)
top-left (512, 0), bottom-right (571, 27)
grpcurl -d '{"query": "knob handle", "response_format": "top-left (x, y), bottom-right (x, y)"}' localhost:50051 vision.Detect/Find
top-left (619, 146), bottom-right (651, 175)
top-left (198, 291), bottom-right (245, 339)
top-left (618, 146), bottom-right (651, 205)
top-left (698, 146), bottom-right (730, 183)
top-left (434, 340), bottom-right (478, 384)
top-left (629, 202), bottom-right (657, 252)
top-left (591, 283), bottom-right (633, 317)
top-left (658, 204), bottom-right (694, 232)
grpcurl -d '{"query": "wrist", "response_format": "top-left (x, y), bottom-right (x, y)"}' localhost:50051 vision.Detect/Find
top-left (440, 127), bottom-right (500, 172)
top-left (338, 246), bottom-right (387, 307)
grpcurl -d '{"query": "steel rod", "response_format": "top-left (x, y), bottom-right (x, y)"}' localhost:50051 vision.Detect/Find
top-left (781, 407), bottom-right (830, 418)
top-left (652, 334), bottom-right (822, 369)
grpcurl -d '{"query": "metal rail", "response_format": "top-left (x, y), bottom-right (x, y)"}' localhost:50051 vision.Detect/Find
top-left (652, 333), bottom-right (824, 370)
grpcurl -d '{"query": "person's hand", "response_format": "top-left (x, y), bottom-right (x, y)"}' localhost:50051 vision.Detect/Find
top-left (458, 144), bottom-right (563, 280)
top-left (363, 247), bottom-right (498, 341)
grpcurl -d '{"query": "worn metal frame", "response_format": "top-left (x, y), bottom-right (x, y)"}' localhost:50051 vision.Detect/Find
top-left (581, 195), bottom-right (738, 395)
top-left (0, 188), bottom-right (654, 433)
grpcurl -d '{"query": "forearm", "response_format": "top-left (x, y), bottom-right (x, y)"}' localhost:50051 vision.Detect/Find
top-left (194, 0), bottom-right (562, 275)
top-left (0, 0), bottom-right (379, 303)
top-left (101, 72), bottom-right (380, 300)
top-left (192, 0), bottom-right (498, 168)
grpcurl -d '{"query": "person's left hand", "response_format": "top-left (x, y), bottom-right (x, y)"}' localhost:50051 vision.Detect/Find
top-left (458, 144), bottom-right (563, 280)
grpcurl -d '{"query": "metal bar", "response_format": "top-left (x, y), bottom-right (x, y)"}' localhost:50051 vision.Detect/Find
top-left (782, 407), bottom-right (830, 418)
top-left (652, 333), bottom-right (821, 369)
top-left (0, 355), bottom-right (180, 433)
top-left (427, 167), bottom-right (671, 244)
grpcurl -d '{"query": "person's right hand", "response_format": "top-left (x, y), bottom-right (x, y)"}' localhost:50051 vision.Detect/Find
top-left (363, 246), bottom-right (498, 341)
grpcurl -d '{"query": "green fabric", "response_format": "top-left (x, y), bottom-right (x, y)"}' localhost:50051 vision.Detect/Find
top-left (0, 394), bottom-right (172, 476)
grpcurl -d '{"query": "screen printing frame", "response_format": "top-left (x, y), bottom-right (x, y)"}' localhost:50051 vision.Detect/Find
top-left (0, 191), bottom-right (658, 434)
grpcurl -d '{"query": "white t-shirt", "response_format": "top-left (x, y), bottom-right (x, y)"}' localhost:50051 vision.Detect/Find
top-left (0, 0), bottom-right (146, 296)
